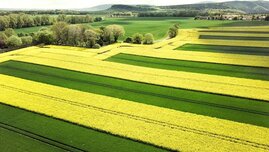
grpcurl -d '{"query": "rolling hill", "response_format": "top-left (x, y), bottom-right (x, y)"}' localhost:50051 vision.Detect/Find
top-left (88, 1), bottom-right (269, 14)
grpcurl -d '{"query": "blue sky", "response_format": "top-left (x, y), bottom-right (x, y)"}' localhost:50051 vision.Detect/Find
top-left (1, 0), bottom-right (261, 9)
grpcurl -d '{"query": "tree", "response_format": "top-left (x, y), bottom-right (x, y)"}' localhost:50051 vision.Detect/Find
top-left (105, 25), bottom-right (125, 42)
top-left (143, 33), bottom-right (154, 44)
top-left (265, 16), bottom-right (269, 21)
top-left (51, 22), bottom-right (68, 44)
top-left (66, 25), bottom-right (84, 46)
top-left (4, 28), bottom-right (17, 37)
top-left (57, 14), bottom-right (67, 22)
top-left (132, 33), bottom-right (143, 44)
top-left (124, 37), bottom-right (133, 43)
top-left (168, 24), bottom-right (179, 38)
top-left (7, 35), bottom-right (22, 47)
top-left (17, 14), bottom-right (24, 28)
top-left (34, 30), bottom-right (54, 45)
top-left (94, 17), bottom-right (103, 22)
top-left (41, 15), bottom-right (51, 25)
top-left (84, 29), bottom-right (99, 48)
top-left (0, 33), bottom-right (8, 48)
top-left (102, 27), bottom-right (114, 44)
top-left (21, 36), bottom-right (33, 46)
top-left (0, 16), bottom-right (9, 31)
top-left (33, 16), bottom-right (42, 26)
top-left (9, 14), bottom-right (18, 28)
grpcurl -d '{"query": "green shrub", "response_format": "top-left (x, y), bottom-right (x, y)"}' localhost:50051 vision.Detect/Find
top-left (143, 33), bottom-right (154, 44)
top-left (132, 33), bottom-right (143, 44)
top-left (21, 36), bottom-right (33, 46)
top-left (7, 35), bottom-right (22, 47)
top-left (124, 37), bottom-right (133, 43)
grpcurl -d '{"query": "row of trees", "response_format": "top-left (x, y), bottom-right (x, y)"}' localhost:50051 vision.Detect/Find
top-left (124, 33), bottom-right (154, 44)
top-left (0, 22), bottom-right (125, 49)
top-left (138, 11), bottom-right (208, 17)
top-left (0, 13), bottom-right (103, 31)
top-left (1, 22), bottom-right (179, 50)
top-left (0, 28), bottom-right (32, 48)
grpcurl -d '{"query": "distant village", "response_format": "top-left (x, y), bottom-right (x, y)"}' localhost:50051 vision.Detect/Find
top-left (195, 14), bottom-right (269, 21)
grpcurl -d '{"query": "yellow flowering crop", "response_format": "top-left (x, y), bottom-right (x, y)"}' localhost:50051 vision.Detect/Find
top-left (12, 52), bottom-right (269, 101)
top-left (1, 74), bottom-right (269, 152)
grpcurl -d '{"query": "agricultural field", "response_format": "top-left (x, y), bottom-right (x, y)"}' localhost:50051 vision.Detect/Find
top-left (14, 17), bottom-right (269, 40)
top-left (1, 23), bottom-right (269, 152)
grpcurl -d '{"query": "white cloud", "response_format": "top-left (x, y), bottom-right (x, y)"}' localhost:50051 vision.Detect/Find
top-left (0, 0), bottom-right (268, 9)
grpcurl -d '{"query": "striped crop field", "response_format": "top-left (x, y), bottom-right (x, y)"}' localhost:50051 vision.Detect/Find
top-left (1, 26), bottom-right (269, 152)
top-left (105, 53), bottom-right (269, 81)
top-left (176, 43), bottom-right (269, 56)
top-left (199, 35), bottom-right (269, 41)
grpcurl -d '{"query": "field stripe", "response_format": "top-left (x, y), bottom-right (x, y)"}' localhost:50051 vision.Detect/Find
top-left (0, 103), bottom-right (169, 152)
top-left (2, 85), bottom-right (269, 150)
top-left (0, 122), bottom-right (85, 152)
top-left (11, 54), bottom-right (269, 101)
top-left (1, 61), bottom-right (269, 127)
top-left (199, 35), bottom-right (269, 41)
top-left (1, 75), bottom-right (269, 151)
top-left (105, 53), bottom-right (269, 81)
top-left (177, 43), bottom-right (269, 56)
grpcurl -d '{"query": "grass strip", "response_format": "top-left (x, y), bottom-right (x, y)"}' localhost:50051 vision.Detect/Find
top-left (0, 127), bottom-right (66, 152)
top-left (0, 60), bottom-right (269, 127)
top-left (0, 103), bottom-right (169, 152)
top-left (177, 43), bottom-right (269, 56)
top-left (199, 35), bottom-right (269, 41)
top-left (105, 53), bottom-right (269, 81)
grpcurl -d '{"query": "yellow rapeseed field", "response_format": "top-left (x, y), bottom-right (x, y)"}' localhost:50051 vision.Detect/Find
top-left (1, 74), bottom-right (269, 152)
top-left (12, 52), bottom-right (269, 101)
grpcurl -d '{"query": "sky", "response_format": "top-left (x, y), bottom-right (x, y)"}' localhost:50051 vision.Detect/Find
top-left (0, 0), bottom-right (259, 9)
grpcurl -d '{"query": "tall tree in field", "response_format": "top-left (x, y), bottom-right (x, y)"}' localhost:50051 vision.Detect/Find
top-left (67, 25), bottom-right (84, 46)
top-left (105, 25), bottom-right (125, 42)
top-left (51, 22), bottom-right (68, 44)
top-left (84, 29), bottom-right (99, 48)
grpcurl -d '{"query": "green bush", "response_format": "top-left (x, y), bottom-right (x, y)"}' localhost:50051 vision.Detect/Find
top-left (21, 36), bottom-right (33, 46)
top-left (143, 33), bottom-right (154, 44)
top-left (132, 33), bottom-right (143, 44)
top-left (124, 37), bottom-right (133, 43)
top-left (7, 35), bottom-right (22, 47)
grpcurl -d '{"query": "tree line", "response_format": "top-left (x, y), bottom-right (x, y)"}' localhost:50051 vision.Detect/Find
top-left (138, 11), bottom-right (209, 17)
top-left (0, 22), bottom-right (179, 50)
top-left (0, 13), bottom-right (103, 31)
top-left (0, 22), bottom-right (125, 49)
